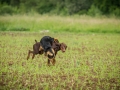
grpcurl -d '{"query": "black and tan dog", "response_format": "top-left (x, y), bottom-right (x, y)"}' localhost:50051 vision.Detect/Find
top-left (39, 36), bottom-right (56, 66)
top-left (27, 36), bottom-right (67, 66)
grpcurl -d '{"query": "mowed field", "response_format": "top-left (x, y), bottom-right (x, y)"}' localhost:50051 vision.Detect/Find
top-left (0, 32), bottom-right (120, 90)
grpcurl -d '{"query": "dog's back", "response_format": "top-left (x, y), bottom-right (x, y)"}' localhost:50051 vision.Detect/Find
top-left (40, 36), bottom-right (54, 52)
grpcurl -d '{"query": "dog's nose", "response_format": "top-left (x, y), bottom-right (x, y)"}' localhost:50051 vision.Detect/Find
top-left (62, 50), bottom-right (65, 52)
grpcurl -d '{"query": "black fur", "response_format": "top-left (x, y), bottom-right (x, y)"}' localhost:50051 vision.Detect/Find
top-left (40, 36), bottom-right (54, 52)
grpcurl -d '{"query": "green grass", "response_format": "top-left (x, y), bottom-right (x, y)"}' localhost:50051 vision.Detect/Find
top-left (0, 15), bottom-right (120, 33)
top-left (0, 32), bottom-right (120, 89)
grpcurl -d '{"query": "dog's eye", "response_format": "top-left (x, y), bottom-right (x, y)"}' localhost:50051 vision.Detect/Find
top-left (65, 46), bottom-right (67, 49)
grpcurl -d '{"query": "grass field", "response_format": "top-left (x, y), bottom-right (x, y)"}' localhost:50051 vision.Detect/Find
top-left (0, 31), bottom-right (120, 90)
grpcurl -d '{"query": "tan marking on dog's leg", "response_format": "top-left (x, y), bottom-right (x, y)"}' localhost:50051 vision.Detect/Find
top-left (52, 48), bottom-right (55, 55)
top-left (50, 59), bottom-right (53, 65)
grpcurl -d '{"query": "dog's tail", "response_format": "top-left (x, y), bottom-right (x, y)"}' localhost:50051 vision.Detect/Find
top-left (35, 40), bottom-right (37, 43)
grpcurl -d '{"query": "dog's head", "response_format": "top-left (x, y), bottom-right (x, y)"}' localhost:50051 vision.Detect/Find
top-left (60, 43), bottom-right (67, 52)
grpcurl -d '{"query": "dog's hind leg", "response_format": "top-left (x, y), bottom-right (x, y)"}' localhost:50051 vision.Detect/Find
top-left (27, 50), bottom-right (34, 60)
top-left (32, 53), bottom-right (35, 59)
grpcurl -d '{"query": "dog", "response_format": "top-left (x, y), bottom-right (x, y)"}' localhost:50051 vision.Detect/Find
top-left (39, 36), bottom-right (56, 66)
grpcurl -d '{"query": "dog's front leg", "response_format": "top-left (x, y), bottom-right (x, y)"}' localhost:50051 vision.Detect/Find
top-left (52, 58), bottom-right (56, 65)
top-left (49, 58), bottom-right (55, 66)
top-left (48, 59), bottom-right (50, 66)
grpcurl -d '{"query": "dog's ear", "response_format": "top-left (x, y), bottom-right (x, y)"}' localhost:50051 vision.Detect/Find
top-left (54, 38), bottom-right (59, 43)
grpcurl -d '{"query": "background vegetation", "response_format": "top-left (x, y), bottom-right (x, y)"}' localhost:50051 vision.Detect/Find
top-left (0, 15), bottom-right (120, 33)
top-left (0, 0), bottom-right (120, 16)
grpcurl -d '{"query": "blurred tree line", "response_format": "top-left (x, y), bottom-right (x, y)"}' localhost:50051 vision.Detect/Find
top-left (0, 0), bottom-right (120, 16)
